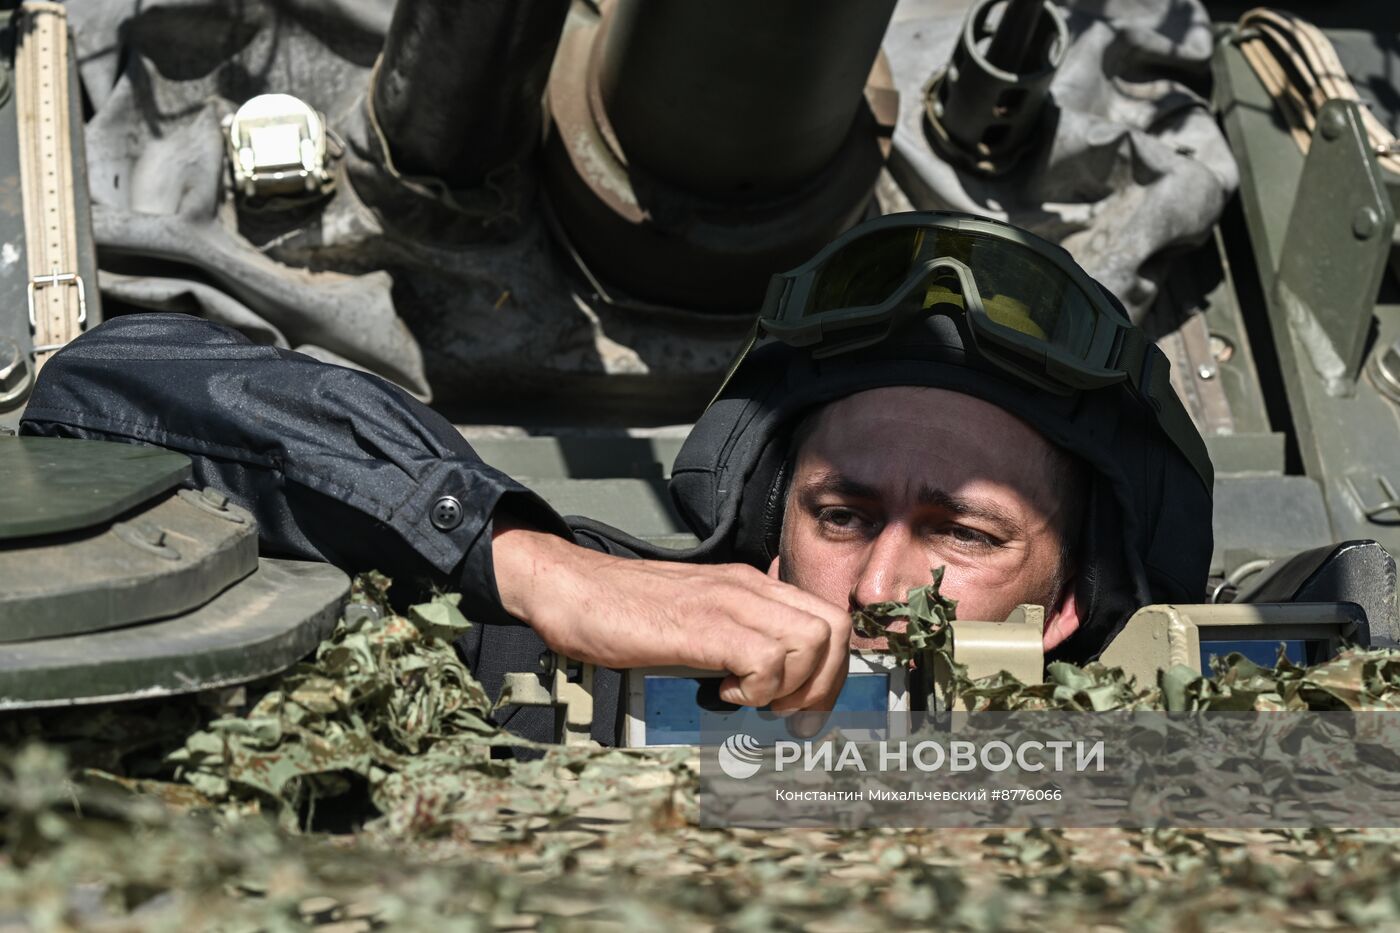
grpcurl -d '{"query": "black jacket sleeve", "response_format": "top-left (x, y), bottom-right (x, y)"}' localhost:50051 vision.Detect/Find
top-left (18, 313), bottom-right (626, 744)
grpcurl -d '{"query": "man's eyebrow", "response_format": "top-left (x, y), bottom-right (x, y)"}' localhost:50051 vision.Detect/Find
top-left (917, 486), bottom-right (1024, 535)
top-left (796, 471), bottom-right (881, 502)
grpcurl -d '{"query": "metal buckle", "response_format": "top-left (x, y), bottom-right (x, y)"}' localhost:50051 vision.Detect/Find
top-left (26, 265), bottom-right (87, 332)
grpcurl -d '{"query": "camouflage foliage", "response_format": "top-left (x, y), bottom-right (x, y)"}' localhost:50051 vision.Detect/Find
top-left (8, 572), bottom-right (1400, 929)
top-left (852, 566), bottom-right (958, 664)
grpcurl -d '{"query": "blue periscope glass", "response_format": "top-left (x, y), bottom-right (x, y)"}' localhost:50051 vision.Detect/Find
top-left (1200, 639), bottom-right (1317, 671)
top-left (643, 672), bottom-right (891, 746)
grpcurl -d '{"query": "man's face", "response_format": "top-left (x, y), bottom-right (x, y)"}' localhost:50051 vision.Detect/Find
top-left (774, 386), bottom-right (1082, 650)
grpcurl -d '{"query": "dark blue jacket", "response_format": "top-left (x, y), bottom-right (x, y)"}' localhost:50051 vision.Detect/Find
top-left (19, 313), bottom-right (627, 744)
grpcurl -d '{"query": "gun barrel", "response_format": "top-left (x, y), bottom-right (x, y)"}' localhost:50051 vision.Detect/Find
top-left (595, 0), bottom-right (897, 197)
top-left (373, 0), bottom-right (570, 189)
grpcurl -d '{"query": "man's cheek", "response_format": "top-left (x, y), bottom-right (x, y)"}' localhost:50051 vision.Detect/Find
top-left (936, 565), bottom-right (1024, 622)
top-left (781, 531), bottom-right (859, 607)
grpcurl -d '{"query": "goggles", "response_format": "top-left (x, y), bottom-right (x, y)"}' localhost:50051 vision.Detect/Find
top-left (716, 213), bottom-right (1213, 488)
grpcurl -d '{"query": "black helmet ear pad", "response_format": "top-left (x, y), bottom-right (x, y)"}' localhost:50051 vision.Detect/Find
top-left (1045, 474), bottom-right (1140, 664)
top-left (730, 432), bottom-right (795, 568)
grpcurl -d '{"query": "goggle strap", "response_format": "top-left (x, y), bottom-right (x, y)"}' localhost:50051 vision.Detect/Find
top-left (707, 322), bottom-right (761, 411)
top-left (1142, 346), bottom-right (1215, 489)
top-left (1115, 327), bottom-right (1151, 393)
top-left (759, 275), bottom-right (789, 320)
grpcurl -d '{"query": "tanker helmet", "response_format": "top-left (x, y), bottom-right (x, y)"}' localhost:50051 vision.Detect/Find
top-left (663, 211), bottom-right (1214, 659)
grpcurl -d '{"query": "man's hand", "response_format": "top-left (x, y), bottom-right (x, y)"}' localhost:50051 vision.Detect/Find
top-left (491, 521), bottom-right (851, 711)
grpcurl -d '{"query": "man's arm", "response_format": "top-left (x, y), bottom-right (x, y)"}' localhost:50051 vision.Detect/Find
top-left (491, 516), bottom-right (851, 710)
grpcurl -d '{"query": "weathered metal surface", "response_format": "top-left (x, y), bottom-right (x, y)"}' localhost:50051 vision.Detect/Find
top-left (1160, 310), bottom-right (1235, 438)
top-left (946, 604), bottom-right (1044, 688)
top-left (1143, 228), bottom-right (1288, 510)
top-left (1211, 476), bottom-right (1334, 578)
top-left (467, 434), bottom-right (684, 480)
top-left (1148, 227), bottom-right (1274, 438)
top-left (1274, 100), bottom-right (1394, 393)
top-left (0, 336), bottom-right (30, 412)
top-left (529, 477), bottom-right (684, 539)
top-left (1202, 433), bottom-right (1284, 476)
top-left (0, 489), bottom-right (257, 642)
top-left (1216, 32), bottom-right (1400, 555)
top-left (0, 436), bottom-right (190, 540)
top-left (0, 557), bottom-right (349, 710)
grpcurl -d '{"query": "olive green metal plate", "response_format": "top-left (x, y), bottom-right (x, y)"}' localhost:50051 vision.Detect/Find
top-left (530, 478), bottom-right (686, 539)
top-left (0, 489), bottom-right (258, 642)
top-left (1216, 38), bottom-right (1400, 554)
top-left (1274, 99), bottom-right (1394, 389)
top-left (0, 558), bottom-right (349, 710)
top-left (469, 435), bottom-right (686, 480)
top-left (0, 437), bottom-right (190, 540)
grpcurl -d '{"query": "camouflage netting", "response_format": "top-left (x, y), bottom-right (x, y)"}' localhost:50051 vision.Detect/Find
top-left (7, 575), bottom-right (1400, 930)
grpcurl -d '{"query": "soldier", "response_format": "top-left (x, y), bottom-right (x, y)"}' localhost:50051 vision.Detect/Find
top-left (18, 212), bottom-right (1211, 742)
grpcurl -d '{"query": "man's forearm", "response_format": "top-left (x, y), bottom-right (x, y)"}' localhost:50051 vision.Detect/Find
top-left (490, 515), bottom-right (580, 626)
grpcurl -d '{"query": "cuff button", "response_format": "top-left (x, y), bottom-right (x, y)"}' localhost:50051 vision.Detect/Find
top-left (430, 495), bottom-right (464, 531)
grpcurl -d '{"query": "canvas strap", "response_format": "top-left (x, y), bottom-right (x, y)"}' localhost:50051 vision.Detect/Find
top-left (1237, 7), bottom-right (1400, 175)
top-left (16, 1), bottom-right (86, 371)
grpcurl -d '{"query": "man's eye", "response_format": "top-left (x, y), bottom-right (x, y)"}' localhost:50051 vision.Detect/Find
top-left (818, 508), bottom-right (865, 530)
top-left (944, 525), bottom-right (997, 548)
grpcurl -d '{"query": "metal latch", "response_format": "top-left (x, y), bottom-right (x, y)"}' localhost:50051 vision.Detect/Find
top-left (495, 660), bottom-right (598, 747)
top-left (224, 93), bottom-right (333, 201)
top-left (1344, 472), bottom-right (1400, 524)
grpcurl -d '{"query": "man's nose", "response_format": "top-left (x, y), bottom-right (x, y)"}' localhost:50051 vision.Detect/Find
top-left (850, 523), bottom-right (926, 608)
